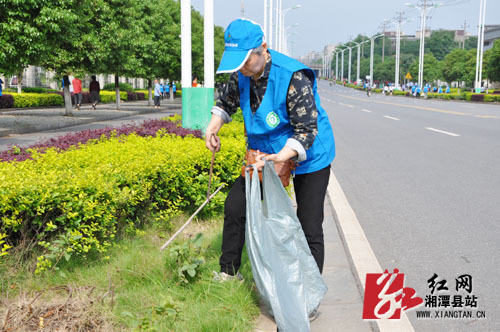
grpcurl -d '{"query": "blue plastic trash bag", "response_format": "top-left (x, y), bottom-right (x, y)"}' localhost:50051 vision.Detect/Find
top-left (245, 161), bottom-right (327, 332)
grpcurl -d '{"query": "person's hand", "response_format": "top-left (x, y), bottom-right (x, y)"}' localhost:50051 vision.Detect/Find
top-left (205, 133), bottom-right (220, 152)
top-left (253, 146), bottom-right (298, 171)
top-left (253, 150), bottom-right (271, 171)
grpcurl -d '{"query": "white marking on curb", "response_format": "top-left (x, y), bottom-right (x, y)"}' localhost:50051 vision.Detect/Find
top-left (384, 116), bottom-right (400, 121)
top-left (361, 109), bottom-right (372, 113)
top-left (425, 127), bottom-right (460, 137)
top-left (327, 169), bottom-right (416, 332)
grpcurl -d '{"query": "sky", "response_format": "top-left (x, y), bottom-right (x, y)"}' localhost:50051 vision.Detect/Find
top-left (190, 0), bottom-right (500, 57)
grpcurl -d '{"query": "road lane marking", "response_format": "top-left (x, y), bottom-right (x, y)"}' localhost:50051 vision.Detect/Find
top-left (327, 170), bottom-right (416, 332)
top-left (361, 109), bottom-right (372, 113)
top-left (384, 115), bottom-right (400, 121)
top-left (475, 115), bottom-right (498, 119)
top-left (339, 102), bottom-right (355, 108)
top-left (333, 93), bottom-right (472, 116)
top-left (425, 127), bottom-right (460, 137)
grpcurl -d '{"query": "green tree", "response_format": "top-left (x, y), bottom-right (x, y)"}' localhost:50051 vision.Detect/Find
top-left (0, 1), bottom-right (81, 94)
top-left (484, 39), bottom-right (500, 83)
top-left (427, 30), bottom-right (458, 61)
top-left (409, 53), bottom-right (441, 83)
top-left (441, 49), bottom-right (470, 87)
top-left (374, 56), bottom-right (395, 83)
top-left (465, 36), bottom-right (478, 50)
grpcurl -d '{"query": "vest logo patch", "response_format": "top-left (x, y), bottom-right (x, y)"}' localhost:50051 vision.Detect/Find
top-left (266, 112), bottom-right (280, 128)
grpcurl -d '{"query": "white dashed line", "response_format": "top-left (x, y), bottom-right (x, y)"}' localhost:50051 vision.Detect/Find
top-left (425, 127), bottom-right (460, 137)
top-left (339, 102), bottom-right (355, 108)
top-left (361, 109), bottom-right (372, 113)
top-left (383, 116), bottom-right (400, 121)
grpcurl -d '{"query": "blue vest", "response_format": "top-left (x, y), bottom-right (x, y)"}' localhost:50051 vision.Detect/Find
top-left (238, 50), bottom-right (335, 175)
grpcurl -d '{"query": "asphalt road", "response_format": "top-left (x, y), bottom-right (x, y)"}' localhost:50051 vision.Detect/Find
top-left (319, 81), bottom-right (500, 332)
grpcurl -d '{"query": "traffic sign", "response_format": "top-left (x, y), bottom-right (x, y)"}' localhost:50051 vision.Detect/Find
top-left (405, 72), bottom-right (412, 80)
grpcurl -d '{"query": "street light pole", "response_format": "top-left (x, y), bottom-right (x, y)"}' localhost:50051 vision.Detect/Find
top-left (369, 34), bottom-right (383, 88)
top-left (181, 0), bottom-right (191, 89)
top-left (264, 0), bottom-right (268, 43)
top-left (269, 0), bottom-right (273, 48)
top-left (281, 5), bottom-right (301, 53)
top-left (355, 40), bottom-right (369, 83)
top-left (275, 0), bottom-right (279, 50)
top-left (346, 43), bottom-right (355, 84)
top-left (475, 0), bottom-right (487, 91)
top-left (204, 0), bottom-right (214, 89)
top-left (336, 51), bottom-right (339, 81)
top-left (341, 48), bottom-right (346, 82)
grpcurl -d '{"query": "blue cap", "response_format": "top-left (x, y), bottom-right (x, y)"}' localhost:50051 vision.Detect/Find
top-left (217, 18), bottom-right (264, 74)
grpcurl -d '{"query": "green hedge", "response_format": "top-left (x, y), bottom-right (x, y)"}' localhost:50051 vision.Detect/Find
top-left (10, 93), bottom-right (64, 108)
top-left (0, 118), bottom-right (245, 272)
top-left (484, 94), bottom-right (500, 102)
top-left (102, 82), bottom-right (134, 92)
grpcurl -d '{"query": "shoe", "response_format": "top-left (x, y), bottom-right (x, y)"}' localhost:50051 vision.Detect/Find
top-left (309, 304), bottom-right (320, 322)
top-left (212, 271), bottom-right (244, 282)
top-left (92, 104), bottom-right (96, 110)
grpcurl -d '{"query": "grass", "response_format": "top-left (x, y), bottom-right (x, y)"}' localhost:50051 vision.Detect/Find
top-left (0, 216), bottom-right (260, 331)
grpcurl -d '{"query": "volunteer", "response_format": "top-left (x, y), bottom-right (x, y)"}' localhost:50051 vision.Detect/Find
top-left (205, 19), bottom-right (335, 288)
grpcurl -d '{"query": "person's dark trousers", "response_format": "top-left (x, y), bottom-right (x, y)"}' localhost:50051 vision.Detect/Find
top-left (219, 165), bottom-right (331, 275)
top-left (154, 95), bottom-right (160, 106)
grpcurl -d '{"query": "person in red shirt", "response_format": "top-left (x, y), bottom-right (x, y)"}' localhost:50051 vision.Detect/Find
top-left (72, 77), bottom-right (83, 110)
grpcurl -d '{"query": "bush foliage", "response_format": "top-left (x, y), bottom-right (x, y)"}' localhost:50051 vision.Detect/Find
top-left (0, 116), bottom-right (245, 273)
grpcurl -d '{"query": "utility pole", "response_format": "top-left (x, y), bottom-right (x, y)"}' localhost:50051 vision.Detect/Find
top-left (407, 0), bottom-right (442, 89)
top-left (391, 12), bottom-right (408, 89)
top-left (241, 0), bottom-right (245, 17)
top-left (381, 20), bottom-right (390, 62)
top-left (461, 19), bottom-right (469, 49)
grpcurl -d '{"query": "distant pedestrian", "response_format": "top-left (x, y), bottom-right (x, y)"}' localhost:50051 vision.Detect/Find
top-left (160, 82), bottom-right (165, 99)
top-left (89, 75), bottom-right (100, 109)
top-left (0, 77), bottom-right (3, 96)
top-left (445, 86), bottom-right (450, 94)
top-left (154, 79), bottom-right (161, 108)
top-left (172, 82), bottom-right (176, 99)
top-left (165, 82), bottom-right (170, 100)
top-left (72, 76), bottom-right (82, 110)
top-left (192, 74), bottom-right (199, 87)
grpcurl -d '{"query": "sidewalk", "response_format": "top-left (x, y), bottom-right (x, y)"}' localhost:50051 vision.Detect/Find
top-left (0, 99), bottom-right (181, 139)
top-left (0, 100), bottom-right (181, 151)
top-left (254, 195), bottom-right (373, 332)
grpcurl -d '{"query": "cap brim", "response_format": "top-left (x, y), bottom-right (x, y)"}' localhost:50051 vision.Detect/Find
top-left (216, 49), bottom-right (252, 74)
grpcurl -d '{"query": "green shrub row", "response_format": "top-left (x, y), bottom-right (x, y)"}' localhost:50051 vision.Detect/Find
top-left (103, 82), bottom-right (135, 92)
top-left (343, 85), bottom-right (500, 103)
top-left (9, 92), bottom-right (64, 108)
top-left (0, 119), bottom-right (246, 272)
top-left (0, 91), bottom-right (132, 109)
